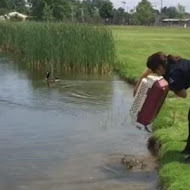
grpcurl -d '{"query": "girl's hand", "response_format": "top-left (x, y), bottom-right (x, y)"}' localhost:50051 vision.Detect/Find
top-left (133, 86), bottom-right (138, 97)
top-left (133, 69), bottom-right (152, 97)
top-left (174, 89), bottom-right (187, 98)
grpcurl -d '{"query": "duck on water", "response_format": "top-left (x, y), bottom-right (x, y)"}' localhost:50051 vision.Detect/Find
top-left (46, 71), bottom-right (60, 86)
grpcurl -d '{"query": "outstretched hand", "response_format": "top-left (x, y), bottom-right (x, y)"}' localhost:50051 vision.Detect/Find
top-left (133, 86), bottom-right (138, 97)
top-left (133, 69), bottom-right (152, 97)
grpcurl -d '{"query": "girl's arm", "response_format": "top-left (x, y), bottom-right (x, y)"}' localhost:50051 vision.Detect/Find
top-left (174, 89), bottom-right (187, 98)
top-left (133, 68), bottom-right (152, 96)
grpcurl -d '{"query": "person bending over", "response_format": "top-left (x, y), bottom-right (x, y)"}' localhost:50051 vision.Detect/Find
top-left (134, 52), bottom-right (190, 155)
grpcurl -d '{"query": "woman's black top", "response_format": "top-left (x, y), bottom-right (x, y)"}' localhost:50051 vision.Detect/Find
top-left (164, 59), bottom-right (190, 91)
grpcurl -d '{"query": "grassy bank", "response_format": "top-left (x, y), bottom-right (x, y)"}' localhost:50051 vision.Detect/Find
top-left (0, 21), bottom-right (115, 73)
top-left (111, 26), bottom-right (190, 190)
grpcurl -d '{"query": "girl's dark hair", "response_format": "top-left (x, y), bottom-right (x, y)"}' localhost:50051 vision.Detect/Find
top-left (167, 54), bottom-right (181, 65)
top-left (147, 52), bottom-right (181, 72)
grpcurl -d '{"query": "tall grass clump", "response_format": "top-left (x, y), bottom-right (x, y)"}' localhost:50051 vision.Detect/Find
top-left (0, 21), bottom-right (115, 73)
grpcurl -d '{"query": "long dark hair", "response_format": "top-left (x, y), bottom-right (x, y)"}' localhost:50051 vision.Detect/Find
top-left (147, 52), bottom-right (181, 72)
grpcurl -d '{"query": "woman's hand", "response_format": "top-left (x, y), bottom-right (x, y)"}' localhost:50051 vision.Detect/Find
top-left (133, 86), bottom-right (138, 97)
top-left (133, 69), bottom-right (152, 97)
top-left (174, 89), bottom-right (187, 98)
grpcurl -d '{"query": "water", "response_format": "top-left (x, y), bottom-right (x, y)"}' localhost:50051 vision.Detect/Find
top-left (0, 53), bottom-right (159, 190)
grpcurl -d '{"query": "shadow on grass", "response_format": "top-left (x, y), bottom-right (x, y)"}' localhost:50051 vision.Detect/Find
top-left (147, 136), bottom-right (161, 157)
top-left (147, 136), bottom-right (190, 165)
top-left (161, 150), bottom-right (186, 165)
top-left (180, 139), bottom-right (187, 142)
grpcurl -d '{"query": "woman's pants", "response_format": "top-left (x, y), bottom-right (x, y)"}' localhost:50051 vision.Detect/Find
top-left (184, 108), bottom-right (190, 150)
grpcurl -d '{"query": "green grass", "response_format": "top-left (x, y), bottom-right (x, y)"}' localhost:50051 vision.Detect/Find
top-left (0, 21), bottom-right (115, 73)
top-left (112, 25), bottom-right (190, 82)
top-left (111, 25), bottom-right (190, 190)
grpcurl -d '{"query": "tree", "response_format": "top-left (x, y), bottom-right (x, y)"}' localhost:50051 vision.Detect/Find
top-left (133, 0), bottom-right (155, 25)
top-left (0, 0), bottom-right (28, 14)
top-left (28, 0), bottom-right (114, 22)
top-left (29, 0), bottom-right (45, 20)
top-left (112, 8), bottom-right (129, 25)
top-left (0, 0), bottom-right (14, 14)
top-left (161, 4), bottom-right (186, 19)
top-left (0, 0), bottom-right (14, 9)
top-left (131, 12), bottom-right (141, 25)
top-left (29, 0), bottom-right (72, 21)
top-left (99, 0), bottom-right (113, 21)
top-left (43, 2), bottom-right (54, 21)
top-left (162, 6), bottom-right (179, 18)
top-left (14, 0), bottom-right (27, 13)
top-left (177, 4), bottom-right (186, 19)
top-left (78, 0), bottom-right (97, 23)
top-left (52, 0), bottom-right (71, 21)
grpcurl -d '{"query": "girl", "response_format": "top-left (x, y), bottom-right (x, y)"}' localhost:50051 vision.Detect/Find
top-left (134, 52), bottom-right (190, 154)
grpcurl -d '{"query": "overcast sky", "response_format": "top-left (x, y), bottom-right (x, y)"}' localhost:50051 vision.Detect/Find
top-left (110, 0), bottom-right (190, 12)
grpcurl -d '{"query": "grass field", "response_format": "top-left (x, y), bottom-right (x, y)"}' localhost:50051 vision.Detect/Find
top-left (111, 26), bottom-right (190, 190)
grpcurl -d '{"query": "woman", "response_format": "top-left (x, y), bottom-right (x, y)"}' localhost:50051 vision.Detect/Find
top-left (134, 52), bottom-right (190, 154)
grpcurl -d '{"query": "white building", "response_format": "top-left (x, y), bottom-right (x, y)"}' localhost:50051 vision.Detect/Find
top-left (1, 12), bottom-right (28, 21)
top-left (162, 18), bottom-right (190, 27)
top-left (0, 16), bottom-right (6, 21)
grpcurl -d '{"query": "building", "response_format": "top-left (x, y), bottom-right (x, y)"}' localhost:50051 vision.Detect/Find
top-left (0, 16), bottom-right (6, 21)
top-left (162, 18), bottom-right (190, 27)
top-left (0, 12), bottom-right (28, 21)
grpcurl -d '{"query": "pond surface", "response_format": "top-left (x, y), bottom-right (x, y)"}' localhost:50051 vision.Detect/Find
top-left (0, 53), bottom-right (159, 190)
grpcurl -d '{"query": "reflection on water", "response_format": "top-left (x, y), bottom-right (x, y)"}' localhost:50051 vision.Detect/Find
top-left (0, 53), bottom-right (158, 190)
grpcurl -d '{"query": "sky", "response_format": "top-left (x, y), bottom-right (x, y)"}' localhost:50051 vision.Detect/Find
top-left (110, 0), bottom-right (190, 13)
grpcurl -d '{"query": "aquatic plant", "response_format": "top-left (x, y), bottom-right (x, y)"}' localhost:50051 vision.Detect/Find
top-left (0, 21), bottom-right (115, 73)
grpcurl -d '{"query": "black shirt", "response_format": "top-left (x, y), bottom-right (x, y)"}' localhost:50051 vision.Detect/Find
top-left (164, 59), bottom-right (190, 91)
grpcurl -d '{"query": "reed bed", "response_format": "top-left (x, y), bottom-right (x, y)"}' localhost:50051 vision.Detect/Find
top-left (0, 21), bottom-right (115, 73)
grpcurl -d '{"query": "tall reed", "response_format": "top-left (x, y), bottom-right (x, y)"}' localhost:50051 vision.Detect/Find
top-left (0, 21), bottom-right (115, 73)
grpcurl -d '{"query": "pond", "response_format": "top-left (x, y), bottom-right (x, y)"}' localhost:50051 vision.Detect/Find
top-left (0, 53), bottom-right (159, 190)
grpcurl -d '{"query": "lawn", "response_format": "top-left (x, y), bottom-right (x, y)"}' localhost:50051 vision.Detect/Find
top-left (111, 25), bottom-right (190, 190)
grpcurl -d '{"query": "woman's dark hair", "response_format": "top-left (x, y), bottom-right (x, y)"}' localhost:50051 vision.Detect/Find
top-left (147, 52), bottom-right (181, 72)
top-left (167, 54), bottom-right (181, 65)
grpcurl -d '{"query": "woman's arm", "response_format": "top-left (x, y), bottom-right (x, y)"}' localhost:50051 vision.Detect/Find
top-left (168, 70), bottom-right (187, 98)
top-left (133, 68), bottom-right (152, 96)
top-left (174, 89), bottom-right (187, 98)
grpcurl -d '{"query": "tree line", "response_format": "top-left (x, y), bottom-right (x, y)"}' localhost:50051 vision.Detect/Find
top-left (0, 0), bottom-right (189, 25)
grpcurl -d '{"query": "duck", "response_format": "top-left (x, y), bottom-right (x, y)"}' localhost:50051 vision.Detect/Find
top-left (121, 155), bottom-right (147, 170)
top-left (46, 71), bottom-right (60, 85)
